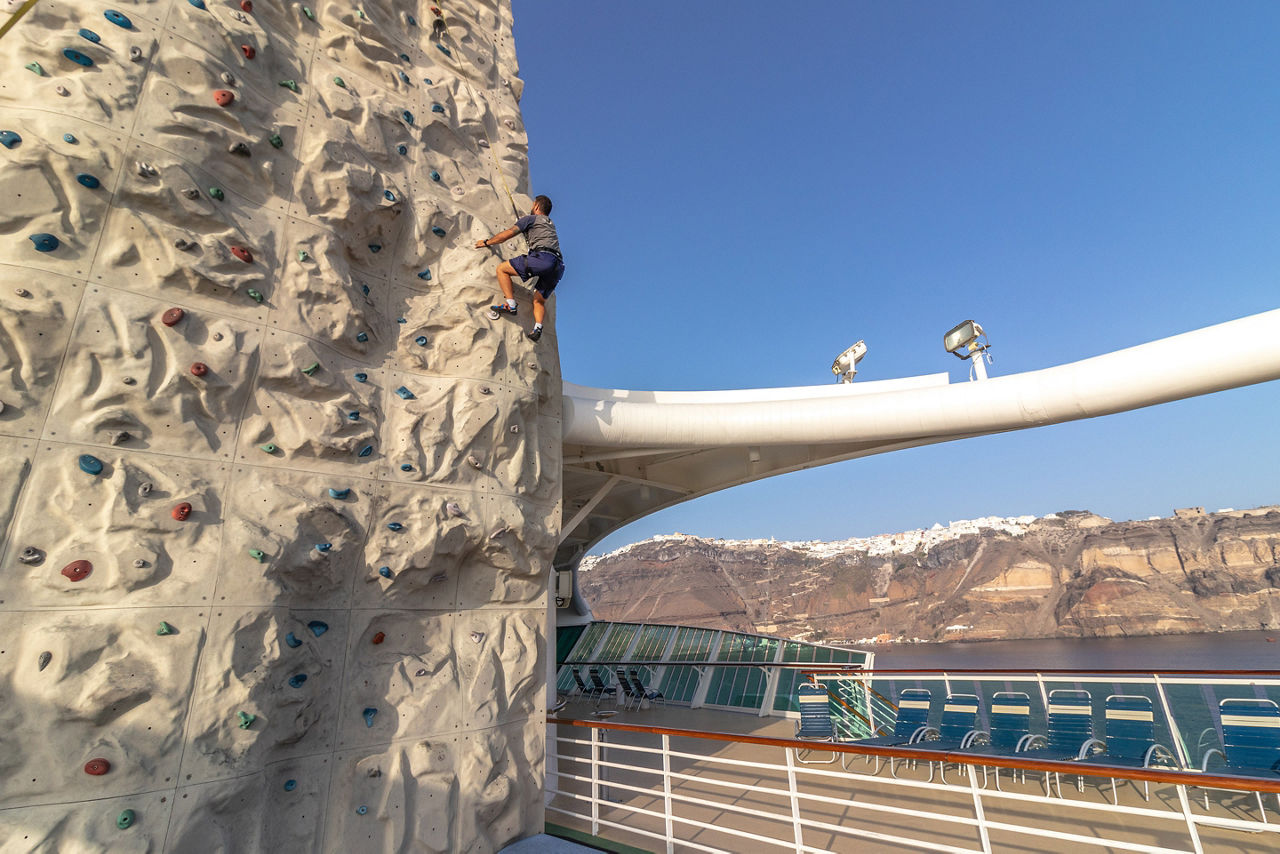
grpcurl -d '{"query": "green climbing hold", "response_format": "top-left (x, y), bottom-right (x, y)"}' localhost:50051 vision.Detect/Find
top-left (334, 76), bottom-right (345, 88)
top-left (301, 362), bottom-right (319, 376)
top-left (269, 133), bottom-right (283, 148)
top-left (279, 79), bottom-right (299, 92)
top-left (259, 443), bottom-right (277, 453)
top-left (25, 62), bottom-right (44, 76)
top-left (248, 548), bottom-right (266, 562)
top-left (237, 711), bottom-right (255, 729)
top-left (208, 186), bottom-right (225, 200)
top-left (357, 9), bottom-right (366, 20)
top-left (156, 621), bottom-right (174, 636)
top-left (302, 5), bottom-right (314, 20)
top-left (116, 809), bottom-right (136, 830)
top-left (246, 288), bottom-right (264, 303)
top-left (298, 249), bottom-right (310, 261)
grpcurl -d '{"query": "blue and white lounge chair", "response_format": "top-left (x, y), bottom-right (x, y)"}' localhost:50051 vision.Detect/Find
top-left (1200, 698), bottom-right (1280, 818)
top-left (910, 693), bottom-right (982, 782)
top-left (848, 688), bottom-right (933, 772)
top-left (1075, 695), bottom-right (1177, 803)
top-left (1023, 689), bottom-right (1096, 796)
top-left (794, 682), bottom-right (838, 764)
top-left (956, 691), bottom-right (1035, 790)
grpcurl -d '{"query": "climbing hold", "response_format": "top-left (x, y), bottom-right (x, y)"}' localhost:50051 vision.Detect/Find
top-left (116, 810), bottom-right (135, 830)
top-left (208, 186), bottom-right (225, 200)
top-left (430, 5), bottom-right (442, 15)
top-left (510, 424), bottom-right (520, 434)
top-left (283, 779), bottom-right (297, 791)
top-left (182, 187), bottom-right (204, 201)
top-left (78, 454), bottom-right (104, 475)
top-left (76, 173), bottom-right (100, 189)
top-left (398, 71), bottom-right (409, 84)
top-left (431, 226), bottom-right (446, 237)
top-left (132, 558), bottom-right (148, 568)
top-left (431, 104), bottom-right (444, 114)
top-left (358, 444), bottom-right (373, 457)
top-left (174, 238), bottom-right (195, 251)
top-left (110, 431), bottom-right (131, 445)
top-left (246, 288), bottom-right (264, 302)
top-left (378, 566), bottom-right (392, 578)
top-left (105, 10), bottom-right (132, 28)
top-left (288, 673), bottom-right (307, 688)
top-left (171, 502), bottom-right (192, 521)
top-left (328, 488), bottom-right (350, 499)
top-left (407, 13), bottom-right (417, 25)
top-left (297, 249), bottom-right (309, 261)
top-left (467, 454), bottom-right (482, 469)
top-left (397, 317), bottom-right (407, 324)
top-left (137, 161), bottom-right (157, 178)
top-left (489, 525), bottom-right (509, 540)
top-left (362, 708), bottom-right (377, 727)
top-left (162, 307), bottom-right (185, 326)
top-left (190, 362), bottom-right (208, 377)
top-left (14, 288), bottom-right (29, 297)
top-left (429, 170), bottom-right (441, 182)
top-left (156, 621), bottom-right (174, 635)
top-left (138, 481), bottom-right (153, 496)
top-left (214, 89), bottom-right (235, 107)
top-left (302, 6), bottom-right (314, 20)
top-left (367, 243), bottom-right (381, 253)
top-left (259, 443), bottom-right (276, 453)
top-left (248, 548), bottom-right (265, 562)
top-left (347, 412), bottom-right (359, 421)
top-left (415, 668), bottom-right (428, 676)
top-left (123, 376), bottom-right (137, 385)
top-left (79, 28), bottom-right (101, 43)
top-left (445, 502), bottom-right (463, 517)
top-left (0, 131), bottom-right (20, 149)
top-left (361, 284), bottom-right (370, 295)
top-left (237, 711), bottom-right (255, 729)
top-left (387, 522), bottom-right (403, 531)
top-left (269, 133), bottom-right (283, 148)
top-left (300, 362), bottom-right (319, 376)
top-left (38, 651), bottom-right (51, 670)
top-left (84, 758), bottom-right (111, 776)
top-left (307, 620), bottom-right (328, 636)
top-left (241, 0), bottom-right (253, 10)
top-left (436, 43), bottom-right (451, 57)
top-left (417, 270), bottom-right (431, 281)
top-left (423, 77), bottom-right (433, 85)
top-left (333, 76), bottom-right (346, 88)
top-left (240, 44), bottom-right (255, 59)
top-left (284, 632), bottom-right (300, 648)
top-left (479, 386), bottom-right (492, 395)
top-left (18, 546), bottom-right (44, 565)
top-left (384, 190), bottom-right (396, 202)
top-left (470, 631), bottom-right (484, 644)
top-left (314, 543), bottom-right (331, 553)
top-left (402, 110), bottom-right (414, 125)
top-left (188, 0), bottom-right (206, 8)
top-left (63, 49), bottom-right (95, 67)
top-left (355, 332), bottom-right (368, 343)
top-left (357, 9), bottom-right (366, 20)
top-left (24, 62), bottom-right (44, 76)
top-left (371, 632), bottom-right (385, 644)
top-left (357, 805), bottom-right (369, 815)
top-left (62, 560), bottom-right (92, 582)
top-left (29, 233), bottom-right (59, 252)
top-left (399, 464), bottom-right (412, 472)
top-left (228, 141), bottom-right (251, 157)
top-left (129, 46), bottom-right (143, 61)
top-left (230, 245), bottom-right (253, 263)
top-left (279, 79), bottom-right (299, 92)
top-left (397, 144), bottom-right (407, 155)
top-left (395, 386), bottom-right (414, 399)
top-left (353, 372), bottom-right (367, 383)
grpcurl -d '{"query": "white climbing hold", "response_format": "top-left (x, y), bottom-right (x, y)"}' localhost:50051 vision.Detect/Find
top-left (469, 631), bottom-right (484, 644)
top-left (137, 161), bottom-right (157, 178)
top-left (466, 454), bottom-right (482, 469)
top-left (445, 502), bottom-right (463, 518)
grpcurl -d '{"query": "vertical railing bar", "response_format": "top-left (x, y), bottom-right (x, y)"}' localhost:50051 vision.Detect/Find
top-left (1175, 783), bottom-right (1206, 854)
top-left (590, 727), bottom-right (600, 836)
top-left (1035, 673), bottom-right (1048, 708)
top-left (785, 746), bottom-right (804, 854)
top-left (662, 734), bottom-right (674, 854)
top-left (967, 763), bottom-right (993, 854)
top-left (1154, 674), bottom-right (1191, 769)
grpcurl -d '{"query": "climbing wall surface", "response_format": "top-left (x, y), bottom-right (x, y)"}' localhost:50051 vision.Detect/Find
top-left (0, 0), bottom-right (561, 849)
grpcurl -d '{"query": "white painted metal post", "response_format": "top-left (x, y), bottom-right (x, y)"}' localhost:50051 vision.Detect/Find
top-left (785, 746), bottom-right (805, 854)
top-left (590, 728), bottom-right (600, 836)
top-left (1175, 784), bottom-right (1206, 854)
top-left (662, 734), bottom-right (674, 854)
top-left (1154, 675), bottom-right (1191, 769)
top-left (967, 764), bottom-right (993, 854)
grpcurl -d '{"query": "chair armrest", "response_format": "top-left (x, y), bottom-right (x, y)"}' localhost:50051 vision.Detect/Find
top-left (1144, 743), bottom-right (1177, 768)
top-left (960, 729), bottom-right (986, 750)
top-left (1200, 748), bottom-right (1224, 772)
top-left (1078, 738), bottom-right (1105, 759)
top-left (1016, 734), bottom-right (1041, 752)
top-left (910, 725), bottom-right (932, 744)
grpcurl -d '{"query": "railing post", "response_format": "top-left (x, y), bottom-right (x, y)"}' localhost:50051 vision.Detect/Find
top-left (785, 745), bottom-right (804, 853)
top-left (662, 734), bottom-right (674, 854)
top-left (1153, 674), bottom-right (1191, 769)
top-left (590, 727), bottom-right (600, 836)
top-left (967, 764), bottom-right (993, 854)
top-left (1175, 782), bottom-right (1206, 854)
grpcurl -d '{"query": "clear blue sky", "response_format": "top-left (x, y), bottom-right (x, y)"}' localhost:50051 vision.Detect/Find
top-left (510, 1), bottom-right (1280, 555)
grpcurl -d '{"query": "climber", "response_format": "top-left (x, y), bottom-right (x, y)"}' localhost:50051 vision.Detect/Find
top-left (476, 195), bottom-right (564, 342)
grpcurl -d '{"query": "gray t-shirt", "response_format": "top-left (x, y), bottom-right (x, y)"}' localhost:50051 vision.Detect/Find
top-left (515, 214), bottom-right (561, 256)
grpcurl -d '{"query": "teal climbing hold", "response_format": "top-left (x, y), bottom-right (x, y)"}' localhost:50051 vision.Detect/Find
top-left (279, 79), bottom-right (299, 92)
top-left (208, 186), bottom-right (225, 200)
top-left (314, 543), bottom-right (331, 553)
top-left (436, 43), bottom-right (451, 57)
top-left (399, 464), bottom-right (413, 472)
top-left (414, 336), bottom-right (427, 346)
top-left (328, 488), bottom-right (350, 499)
top-left (398, 71), bottom-right (409, 84)
top-left (361, 284), bottom-right (370, 295)
top-left (367, 243), bottom-right (381, 253)
top-left (395, 386), bottom-right (414, 399)
top-left (76, 173), bottom-right (100, 189)
top-left (116, 809), bottom-right (136, 830)
top-left (397, 144), bottom-right (407, 155)
top-left (79, 454), bottom-right (104, 474)
top-left (248, 548), bottom-right (266, 562)
top-left (379, 566), bottom-right (392, 578)
top-left (356, 332), bottom-right (368, 342)
top-left (384, 190), bottom-right (396, 202)
top-left (288, 673), bottom-right (307, 688)
top-left (362, 707), bottom-right (377, 727)
top-left (298, 249), bottom-right (310, 262)
top-left (284, 779), bottom-right (297, 791)
top-left (259, 443), bottom-right (276, 453)
top-left (284, 632), bottom-right (301, 648)
top-left (387, 522), bottom-right (403, 531)
top-left (402, 110), bottom-right (414, 125)
top-left (63, 133), bottom-right (77, 143)
top-left (399, 53), bottom-right (410, 62)
top-left (333, 76), bottom-right (346, 88)
top-left (189, 0), bottom-right (206, 8)
top-left (0, 131), bottom-right (20, 148)
top-left (269, 133), bottom-right (283, 149)
top-left (347, 411), bottom-right (359, 421)
top-left (423, 77), bottom-right (432, 85)
top-left (30, 234), bottom-right (59, 252)
top-left (357, 805), bottom-right (369, 815)
top-left (237, 711), bottom-right (255, 729)
top-left (63, 49), bottom-right (94, 67)
top-left (357, 9), bottom-right (365, 20)
top-left (358, 444), bottom-right (373, 457)
top-left (156, 621), bottom-right (174, 635)
top-left (246, 288), bottom-right (264, 302)
top-left (104, 10), bottom-right (132, 28)
top-left (431, 226), bottom-right (446, 237)
top-left (79, 28), bottom-right (101, 43)
top-left (24, 62), bottom-right (44, 76)
top-left (431, 104), bottom-right (444, 113)
top-left (429, 170), bottom-right (441, 182)
top-left (307, 620), bottom-right (328, 637)
top-left (301, 362), bottom-right (320, 376)
top-left (353, 372), bottom-right (367, 383)
top-left (302, 6), bottom-right (314, 20)
top-left (407, 13), bottom-right (417, 25)
top-left (417, 270), bottom-right (431, 281)
top-left (397, 317), bottom-right (407, 323)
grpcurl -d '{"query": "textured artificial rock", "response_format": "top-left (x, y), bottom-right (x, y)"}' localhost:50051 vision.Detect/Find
top-left (0, 1), bottom-right (558, 850)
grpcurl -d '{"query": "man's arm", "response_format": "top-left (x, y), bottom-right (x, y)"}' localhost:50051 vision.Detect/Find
top-left (475, 225), bottom-right (521, 249)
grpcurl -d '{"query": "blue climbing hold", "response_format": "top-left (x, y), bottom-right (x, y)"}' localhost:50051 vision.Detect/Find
top-left (431, 226), bottom-right (446, 237)
top-left (188, 0), bottom-right (206, 8)
top-left (284, 632), bottom-right (301, 648)
top-left (347, 411), bottom-right (359, 421)
top-left (362, 707), bottom-right (377, 727)
top-left (429, 170), bottom-right (441, 182)
top-left (387, 522), bottom-right (403, 531)
top-left (406, 13), bottom-right (416, 25)
top-left (63, 49), bottom-right (94, 67)
top-left (397, 144), bottom-right (407, 155)
top-left (357, 805), bottom-right (369, 815)
top-left (378, 566), bottom-right (392, 578)
top-left (417, 270), bottom-right (431, 281)
top-left (368, 243), bottom-right (381, 253)
top-left (384, 190), bottom-right (396, 202)
top-left (307, 620), bottom-right (328, 637)
top-left (314, 543), bottom-right (332, 552)
top-left (356, 332), bottom-right (368, 342)
top-left (78, 454), bottom-right (104, 475)
top-left (395, 386), bottom-right (414, 400)
top-left (76, 173), bottom-right (100, 189)
top-left (397, 317), bottom-right (407, 324)
top-left (402, 110), bottom-right (414, 125)
top-left (30, 233), bottom-right (59, 252)
top-left (423, 77), bottom-right (433, 85)
top-left (79, 28), bottom-right (101, 43)
top-left (431, 104), bottom-right (444, 114)
top-left (288, 673), bottom-right (307, 688)
top-left (328, 488), bottom-right (350, 499)
top-left (353, 372), bottom-right (367, 383)
top-left (358, 444), bottom-right (373, 457)
top-left (399, 53), bottom-right (410, 62)
top-left (414, 336), bottom-right (427, 346)
top-left (104, 10), bottom-right (132, 28)
top-left (284, 779), bottom-right (297, 792)
top-left (398, 71), bottom-right (409, 84)
top-left (399, 464), bottom-right (413, 472)
top-left (361, 284), bottom-right (370, 295)
top-left (0, 131), bottom-right (20, 149)
top-left (436, 43), bottom-right (451, 57)
top-left (63, 133), bottom-right (77, 144)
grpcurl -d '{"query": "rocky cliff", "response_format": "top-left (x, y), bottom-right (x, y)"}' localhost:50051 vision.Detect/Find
top-left (579, 507), bottom-right (1280, 642)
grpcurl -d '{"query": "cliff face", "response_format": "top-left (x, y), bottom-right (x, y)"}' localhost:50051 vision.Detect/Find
top-left (579, 509), bottom-right (1280, 642)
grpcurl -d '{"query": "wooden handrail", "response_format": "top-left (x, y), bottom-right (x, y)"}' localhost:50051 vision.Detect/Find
top-left (562, 660), bottom-right (1280, 677)
top-left (547, 715), bottom-right (1280, 795)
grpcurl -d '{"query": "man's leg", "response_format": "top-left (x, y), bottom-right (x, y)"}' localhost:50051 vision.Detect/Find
top-left (496, 260), bottom-right (518, 302)
top-left (532, 292), bottom-right (546, 326)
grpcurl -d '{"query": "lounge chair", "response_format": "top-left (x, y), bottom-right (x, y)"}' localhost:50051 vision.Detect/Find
top-left (1074, 695), bottom-right (1178, 803)
top-left (570, 668), bottom-right (594, 701)
top-left (846, 688), bottom-right (933, 772)
top-left (587, 667), bottom-right (617, 708)
top-left (794, 682), bottom-right (838, 764)
top-left (1199, 698), bottom-right (1280, 819)
top-left (908, 693), bottom-right (982, 782)
top-left (628, 669), bottom-right (665, 706)
top-left (1022, 689), bottom-right (1096, 796)
top-left (953, 691), bottom-right (1035, 790)
top-left (615, 668), bottom-right (645, 709)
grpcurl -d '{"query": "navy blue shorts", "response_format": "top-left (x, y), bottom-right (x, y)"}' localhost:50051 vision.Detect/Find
top-left (512, 250), bottom-right (565, 298)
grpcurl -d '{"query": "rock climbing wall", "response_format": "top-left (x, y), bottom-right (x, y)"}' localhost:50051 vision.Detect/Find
top-left (0, 0), bottom-right (561, 849)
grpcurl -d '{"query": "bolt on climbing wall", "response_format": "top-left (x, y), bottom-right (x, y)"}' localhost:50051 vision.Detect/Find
top-left (0, 0), bottom-right (561, 849)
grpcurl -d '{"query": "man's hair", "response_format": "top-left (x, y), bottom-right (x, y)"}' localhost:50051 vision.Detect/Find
top-left (534, 194), bottom-right (553, 215)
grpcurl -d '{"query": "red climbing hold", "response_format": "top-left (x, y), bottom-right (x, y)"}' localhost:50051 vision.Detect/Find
top-left (162, 307), bottom-right (185, 327)
top-left (431, 6), bottom-right (442, 15)
top-left (240, 0), bottom-right (253, 11)
top-left (372, 632), bottom-right (385, 644)
top-left (230, 246), bottom-right (253, 263)
top-left (84, 758), bottom-right (111, 776)
top-left (61, 560), bottom-right (92, 582)
top-left (214, 89), bottom-right (235, 107)
top-left (190, 362), bottom-right (209, 377)
top-left (241, 45), bottom-right (255, 60)
top-left (172, 502), bottom-right (193, 521)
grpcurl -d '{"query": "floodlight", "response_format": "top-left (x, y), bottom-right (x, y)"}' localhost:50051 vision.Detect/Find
top-left (831, 340), bottom-right (867, 383)
top-left (943, 320), bottom-right (992, 380)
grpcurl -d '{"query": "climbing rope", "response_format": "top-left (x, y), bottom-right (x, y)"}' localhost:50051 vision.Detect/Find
top-left (0, 0), bottom-right (41, 43)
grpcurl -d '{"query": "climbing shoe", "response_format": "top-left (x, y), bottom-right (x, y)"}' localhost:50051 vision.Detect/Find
top-left (526, 326), bottom-right (542, 342)
top-left (487, 303), bottom-right (517, 320)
